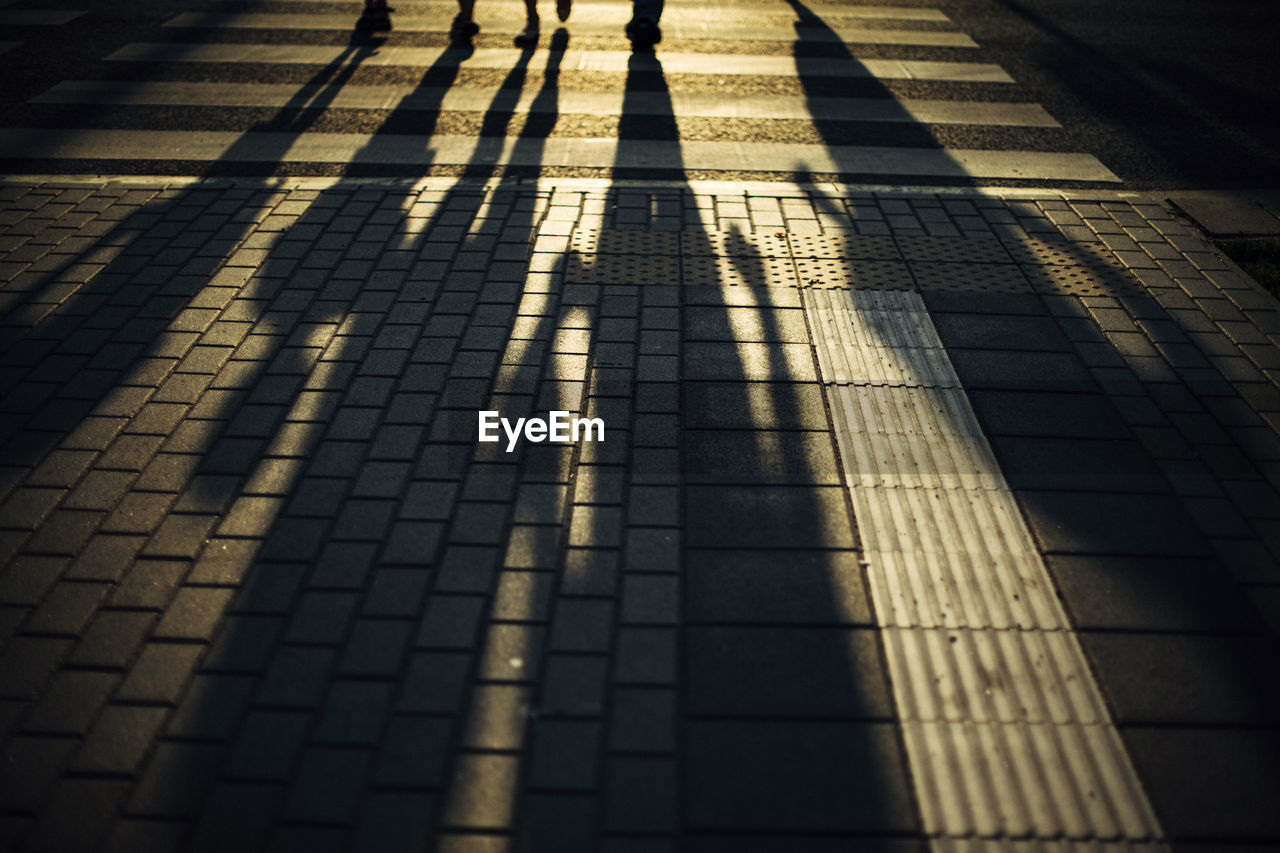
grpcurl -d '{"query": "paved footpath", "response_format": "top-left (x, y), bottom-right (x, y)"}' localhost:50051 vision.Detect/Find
top-left (1, 0), bottom-right (1280, 849)
top-left (1, 174), bottom-right (1279, 851)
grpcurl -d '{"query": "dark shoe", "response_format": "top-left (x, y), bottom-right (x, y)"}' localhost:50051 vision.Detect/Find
top-left (449, 15), bottom-right (479, 42)
top-left (514, 20), bottom-right (539, 46)
top-left (625, 16), bottom-right (661, 48)
top-left (556, 0), bottom-right (571, 22)
top-left (356, 5), bottom-right (391, 31)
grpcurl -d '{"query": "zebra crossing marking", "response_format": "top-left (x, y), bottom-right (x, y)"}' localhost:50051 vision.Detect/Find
top-left (0, 129), bottom-right (1120, 182)
top-left (33, 81), bottom-right (1061, 128)
top-left (163, 11), bottom-right (978, 46)
top-left (106, 43), bottom-right (1015, 82)
top-left (247, 0), bottom-right (952, 22)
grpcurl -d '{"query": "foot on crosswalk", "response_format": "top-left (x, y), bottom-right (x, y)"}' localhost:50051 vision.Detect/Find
top-left (356, 2), bottom-right (391, 32)
top-left (449, 14), bottom-right (479, 42)
top-left (556, 0), bottom-right (571, 22)
top-left (515, 16), bottom-right (539, 47)
top-left (625, 16), bottom-right (661, 49)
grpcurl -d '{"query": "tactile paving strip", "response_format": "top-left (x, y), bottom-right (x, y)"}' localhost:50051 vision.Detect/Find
top-left (681, 230), bottom-right (790, 258)
top-left (795, 258), bottom-right (915, 290)
top-left (564, 253), bottom-right (679, 285)
top-left (788, 233), bottom-right (902, 260)
top-left (1002, 236), bottom-right (1115, 268)
top-left (802, 286), bottom-right (1167, 847)
top-left (682, 254), bottom-right (799, 288)
top-left (569, 229), bottom-right (680, 255)
top-left (895, 235), bottom-right (1014, 265)
top-left (910, 262), bottom-right (1033, 293)
top-left (1023, 263), bottom-right (1142, 298)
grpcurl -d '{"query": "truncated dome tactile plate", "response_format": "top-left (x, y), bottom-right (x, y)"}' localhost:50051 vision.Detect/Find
top-left (682, 254), bottom-right (800, 288)
top-left (1002, 236), bottom-right (1115, 267)
top-left (681, 230), bottom-right (790, 258)
top-left (1023, 263), bottom-right (1143, 297)
top-left (564, 253), bottom-right (679, 285)
top-left (895, 235), bottom-right (1014, 265)
top-left (570, 229), bottom-right (680, 256)
top-left (789, 234), bottom-right (902, 260)
top-left (795, 258), bottom-right (915, 290)
top-left (910, 261), bottom-right (1034, 293)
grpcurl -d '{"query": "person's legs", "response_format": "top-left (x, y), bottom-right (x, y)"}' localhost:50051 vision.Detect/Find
top-left (451, 0), bottom-right (480, 40)
top-left (626, 0), bottom-right (663, 47)
top-left (357, 0), bottom-right (391, 31)
top-left (515, 0), bottom-right (540, 46)
top-left (632, 0), bottom-right (663, 22)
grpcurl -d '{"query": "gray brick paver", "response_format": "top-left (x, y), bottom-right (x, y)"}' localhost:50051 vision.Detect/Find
top-left (2, 178), bottom-right (1280, 850)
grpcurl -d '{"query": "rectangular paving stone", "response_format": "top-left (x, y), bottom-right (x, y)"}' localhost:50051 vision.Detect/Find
top-left (25, 671), bottom-right (119, 735)
top-left (1123, 727), bottom-right (1280, 840)
top-left (1080, 633), bottom-right (1280, 725)
top-left (988, 435), bottom-right (1167, 492)
top-left (153, 587), bottom-right (233, 640)
top-left (284, 747), bottom-right (372, 824)
top-left (255, 645), bottom-right (335, 708)
top-left (22, 778), bottom-right (131, 853)
top-left (686, 486), bottom-right (855, 549)
top-left (688, 626), bottom-right (893, 718)
top-left (1048, 554), bottom-right (1264, 633)
top-left (686, 549), bottom-right (871, 625)
top-left (931, 312), bottom-right (1071, 353)
top-left (528, 719), bottom-right (601, 790)
top-left (683, 430), bottom-right (839, 485)
top-left (116, 642), bottom-right (202, 703)
top-left (683, 306), bottom-right (810, 343)
top-left (683, 342), bottom-right (817, 382)
top-left (1019, 490), bottom-right (1212, 556)
top-left (602, 756), bottom-right (677, 834)
top-left (947, 349), bottom-right (1096, 392)
top-left (683, 381), bottom-right (829, 430)
top-left (374, 714), bottom-right (453, 788)
top-left (614, 627), bottom-right (677, 685)
top-left (684, 720), bottom-right (917, 832)
top-left (966, 389), bottom-right (1131, 439)
top-left (438, 752), bottom-right (519, 830)
top-left (71, 705), bottom-right (169, 775)
top-left (608, 687), bottom-right (676, 753)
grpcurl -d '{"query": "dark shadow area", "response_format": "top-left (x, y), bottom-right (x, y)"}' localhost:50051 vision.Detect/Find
top-left (0, 24), bottom-right (578, 852)
top-left (609, 49), bottom-right (919, 844)
top-left (911, 204), bottom-right (1280, 845)
top-left (979, 0), bottom-right (1280, 187)
top-left (4, 2), bottom-right (1280, 849)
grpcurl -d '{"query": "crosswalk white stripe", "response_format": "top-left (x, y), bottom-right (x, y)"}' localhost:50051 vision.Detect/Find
top-left (0, 129), bottom-right (1120, 181)
top-left (32, 81), bottom-right (1061, 127)
top-left (163, 12), bottom-right (978, 46)
top-left (247, 0), bottom-right (952, 22)
top-left (106, 43), bottom-right (1015, 82)
top-left (0, 9), bottom-right (83, 24)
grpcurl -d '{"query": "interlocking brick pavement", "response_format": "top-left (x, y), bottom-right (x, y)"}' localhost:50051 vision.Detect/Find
top-left (0, 175), bottom-right (1278, 850)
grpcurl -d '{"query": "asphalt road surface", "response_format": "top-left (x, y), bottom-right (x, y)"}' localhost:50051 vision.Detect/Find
top-left (0, 0), bottom-right (1276, 188)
